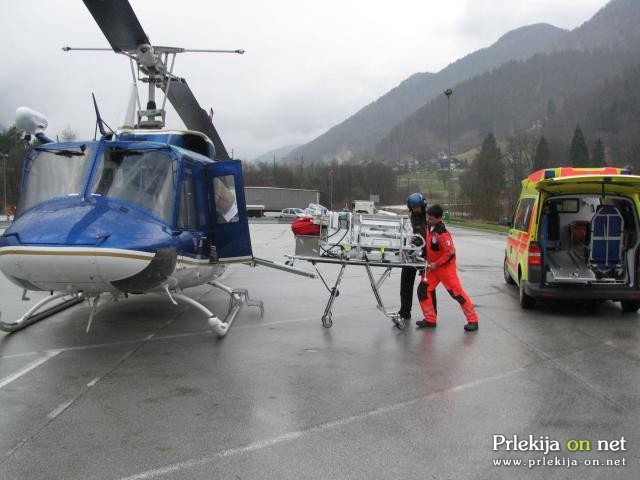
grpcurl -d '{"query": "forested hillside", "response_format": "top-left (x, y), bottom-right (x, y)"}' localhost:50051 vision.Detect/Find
top-left (545, 64), bottom-right (640, 167)
top-left (375, 48), bottom-right (640, 163)
top-left (285, 23), bottom-right (566, 164)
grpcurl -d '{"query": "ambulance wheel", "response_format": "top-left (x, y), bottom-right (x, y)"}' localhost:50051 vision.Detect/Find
top-left (620, 300), bottom-right (640, 313)
top-left (322, 315), bottom-right (333, 328)
top-left (503, 257), bottom-right (515, 285)
top-left (519, 278), bottom-right (536, 309)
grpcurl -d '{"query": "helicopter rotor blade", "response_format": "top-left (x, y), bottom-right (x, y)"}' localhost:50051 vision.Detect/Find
top-left (163, 78), bottom-right (230, 160)
top-left (82, 0), bottom-right (149, 52)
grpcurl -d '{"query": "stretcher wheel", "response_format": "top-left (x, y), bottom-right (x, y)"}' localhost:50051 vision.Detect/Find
top-left (393, 317), bottom-right (406, 330)
top-left (322, 314), bottom-right (333, 328)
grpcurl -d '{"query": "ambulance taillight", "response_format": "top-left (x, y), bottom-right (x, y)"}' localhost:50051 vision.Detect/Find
top-left (528, 244), bottom-right (542, 266)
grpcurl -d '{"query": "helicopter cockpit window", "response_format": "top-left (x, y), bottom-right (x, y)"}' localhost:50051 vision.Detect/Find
top-left (213, 175), bottom-right (239, 223)
top-left (178, 169), bottom-right (198, 230)
top-left (18, 146), bottom-right (94, 213)
top-left (91, 148), bottom-right (176, 223)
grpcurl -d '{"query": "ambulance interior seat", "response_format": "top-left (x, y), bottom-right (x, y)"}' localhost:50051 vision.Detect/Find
top-left (544, 202), bottom-right (560, 248)
top-left (538, 202), bottom-right (559, 263)
top-left (588, 204), bottom-right (624, 270)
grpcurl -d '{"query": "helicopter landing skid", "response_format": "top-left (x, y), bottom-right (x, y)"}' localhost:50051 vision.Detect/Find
top-left (0, 292), bottom-right (85, 333)
top-left (167, 281), bottom-right (263, 338)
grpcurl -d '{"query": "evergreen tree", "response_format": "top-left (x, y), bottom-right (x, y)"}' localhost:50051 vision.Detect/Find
top-left (532, 136), bottom-right (551, 171)
top-left (59, 126), bottom-right (77, 142)
top-left (461, 133), bottom-right (504, 220)
top-left (546, 98), bottom-right (556, 117)
top-left (569, 124), bottom-right (590, 167)
top-left (592, 138), bottom-right (606, 166)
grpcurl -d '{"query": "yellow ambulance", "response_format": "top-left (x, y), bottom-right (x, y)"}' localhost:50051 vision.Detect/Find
top-left (504, 167), bottom-right (640, 311)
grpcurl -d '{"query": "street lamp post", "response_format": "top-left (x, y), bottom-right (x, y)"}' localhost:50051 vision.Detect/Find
top-left (444, 88), bottom-right (453, 215)
top-left (444, 89), bottom-right (452, 164)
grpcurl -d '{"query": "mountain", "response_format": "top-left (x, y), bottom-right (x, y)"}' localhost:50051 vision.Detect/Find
top-left (252, 144), bottom-right (300, 162)
top-left (556, 0), bottom-right (640, 52)
top-left (375, 49), bottom-right (639, 160)
top-left (374, 0), bottom-right (640, 162)
top-left (287, 23), bottom-right (567, 164)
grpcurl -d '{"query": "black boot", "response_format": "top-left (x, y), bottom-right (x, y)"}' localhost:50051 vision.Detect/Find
top-left (464, 322), bottom-right (478, 332)
top-left (416, 320), bottom-right (437, 328)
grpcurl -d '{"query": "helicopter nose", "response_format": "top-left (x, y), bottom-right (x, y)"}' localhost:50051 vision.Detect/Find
top-left (0, 199), bottom-right (173, 293)
top-left (0, 245), bottom-right (157, 293)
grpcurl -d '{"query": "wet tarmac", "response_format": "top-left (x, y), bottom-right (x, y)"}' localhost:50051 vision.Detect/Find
top-left (1, 224), bottom-right (639, 479)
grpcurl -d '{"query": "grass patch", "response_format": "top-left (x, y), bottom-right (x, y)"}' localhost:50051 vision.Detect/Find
top-left (448, 219), bottom-right (509, 234)
top-left (396, 169), bottom-right (463, 202)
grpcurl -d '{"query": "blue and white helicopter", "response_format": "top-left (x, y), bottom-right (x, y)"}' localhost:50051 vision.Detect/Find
top-left (0, 0), bottom-right (312, 337)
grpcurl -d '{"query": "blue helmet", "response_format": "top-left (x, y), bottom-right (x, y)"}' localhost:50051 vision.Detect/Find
top-left (407, 192), bottom-right (426, 209)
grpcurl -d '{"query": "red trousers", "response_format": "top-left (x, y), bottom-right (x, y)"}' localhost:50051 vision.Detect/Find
top-left (418, 263), bottom-right (478, 324)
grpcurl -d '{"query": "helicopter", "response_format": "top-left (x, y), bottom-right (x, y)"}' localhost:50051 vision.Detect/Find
top-left (0, 0), bottom-right (312, 337)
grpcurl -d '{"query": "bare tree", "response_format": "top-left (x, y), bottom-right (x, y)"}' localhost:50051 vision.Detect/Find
top-left (437, 168), bottom-right (452, 191)
top-left (505, 130), bottom-right (536, 184)
top-left (504, 130), bottom-right (536, 208)
top-left (460, 134), bottom-right (505, 220)
top-left (60, 126), bottom-right (77, 142)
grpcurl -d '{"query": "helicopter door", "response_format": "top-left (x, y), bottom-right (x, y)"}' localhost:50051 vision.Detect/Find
top-left (206, 160), bottom-right (253, 263)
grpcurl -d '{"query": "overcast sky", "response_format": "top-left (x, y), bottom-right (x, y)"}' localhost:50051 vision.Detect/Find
top-left (1, 0), bottom-right (608, 159)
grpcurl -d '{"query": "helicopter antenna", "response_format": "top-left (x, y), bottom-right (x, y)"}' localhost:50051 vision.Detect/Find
top-left (92, 93), bottom-right (107, 138)
top-left (92, 93), bottom-right (117, 139)
top-left (63, 0), bottom-right (243, 159)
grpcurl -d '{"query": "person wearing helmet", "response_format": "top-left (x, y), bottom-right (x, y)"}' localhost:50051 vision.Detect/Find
top-left (398, 192), bottom-right (431, 320)
top-left (416, 204), bottom-right (478, 331)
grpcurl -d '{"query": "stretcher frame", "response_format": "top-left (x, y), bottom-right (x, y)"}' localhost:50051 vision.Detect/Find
top-left (285, 253), bottom-right (425, 330)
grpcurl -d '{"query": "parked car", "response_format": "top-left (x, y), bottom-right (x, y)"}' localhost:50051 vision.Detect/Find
top-left (280, 208), bottom-right (306, 219)
top-left (504, 166), bottom-right (640, 311)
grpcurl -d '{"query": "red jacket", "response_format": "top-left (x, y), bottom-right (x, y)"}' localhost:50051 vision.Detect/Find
top-left (426, 222), bottom-right (456, 267)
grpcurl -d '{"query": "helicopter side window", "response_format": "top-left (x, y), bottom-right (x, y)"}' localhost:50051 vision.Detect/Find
top-left (178, 169), bottom-right (198, 230)
top-left (91, 148), bottom-right (175, 223)
top-left (17, 147), bottom-right (93, 214)
top-left (213, 175), bottom-right (239, 224)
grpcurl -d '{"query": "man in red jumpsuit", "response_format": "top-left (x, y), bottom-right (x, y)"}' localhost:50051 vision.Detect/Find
top-left (416, 204), bottom-right (478, 331)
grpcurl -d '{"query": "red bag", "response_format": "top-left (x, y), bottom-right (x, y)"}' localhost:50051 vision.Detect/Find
top-left (291, 217), bottom-right (320, 236)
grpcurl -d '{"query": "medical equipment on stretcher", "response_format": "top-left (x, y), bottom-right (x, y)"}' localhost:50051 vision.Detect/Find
top-left (287, 211), bottom-right (426, 329)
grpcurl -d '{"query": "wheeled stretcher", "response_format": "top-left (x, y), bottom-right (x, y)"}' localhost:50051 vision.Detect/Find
top-left (287, 211), bottom-right (425, 329)
top-left (286, 254), bottom-right (424, 329)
